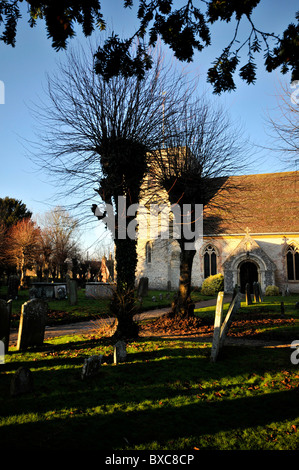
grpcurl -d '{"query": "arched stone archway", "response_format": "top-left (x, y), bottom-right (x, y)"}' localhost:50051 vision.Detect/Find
top-left (239, 260), bottom-right (259, 293)
top-left (223, 234), bottom-right (276, 293)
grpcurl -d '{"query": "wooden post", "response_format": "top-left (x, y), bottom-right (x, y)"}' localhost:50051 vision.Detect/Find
top-left (211, 291), bottom-right (224, 362)
top-left (219, 293), bottom-right (240, 348)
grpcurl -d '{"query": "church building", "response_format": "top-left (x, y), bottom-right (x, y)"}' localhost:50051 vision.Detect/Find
top-left (136, 171), bottom-right (299, 295)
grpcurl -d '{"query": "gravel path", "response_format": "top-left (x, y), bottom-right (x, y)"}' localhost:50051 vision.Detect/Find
top-left (9, 296), bottom-right (293, 348)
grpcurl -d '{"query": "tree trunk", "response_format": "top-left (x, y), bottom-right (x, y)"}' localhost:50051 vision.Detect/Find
top-left (171, 247), bottom-right (196, 318)
top-left (110, 235), bottom-right (139, 340)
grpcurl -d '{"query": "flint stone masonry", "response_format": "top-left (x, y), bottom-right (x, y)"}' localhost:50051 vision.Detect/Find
top-left (17, 299), bottom-right (48, 351)
top-left (10, 367), bottom-right (34, 396)
top-left (81, 355), bottom-right (103, 379)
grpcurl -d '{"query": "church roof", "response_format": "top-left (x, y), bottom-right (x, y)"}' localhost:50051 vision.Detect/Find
top-left (204, 171), bottom-right (299, 235)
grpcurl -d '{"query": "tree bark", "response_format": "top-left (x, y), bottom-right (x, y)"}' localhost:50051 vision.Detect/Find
top-left (171, 247), bottom-right (196, 318)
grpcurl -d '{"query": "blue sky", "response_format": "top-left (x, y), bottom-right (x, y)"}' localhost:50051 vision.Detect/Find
top-left (0, 0), bottom-right (297, 256)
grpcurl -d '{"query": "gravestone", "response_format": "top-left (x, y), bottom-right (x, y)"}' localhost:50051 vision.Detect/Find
top-left (152, 296), bottom-right (156, 302)
top-left (7, 275), bottom-right (19, 300)
top-left (137, 277), bottom-right (148, 297)
top-left (253, 282), bottom-right (262, 303)
top-left (10, 367), bottom-right (34, 396)
top-left (81, 355), bottom-right (103, 380)
top-left (0, 299), bottom-right (12, 353)
top-left (113, 340), bottom-right (127, 364)
top-left (17, 299), bottom-right (48, 351)
top-left (68, 280), bottom-right (78, 306)
top-left (159, 293), bottom-right (163, 300)
top-left (54, 285), bottom-right (66, 300)
top-left (245, 283), bottom-right (252, 305)
top-left (257, 282), bottom-right (263, 302)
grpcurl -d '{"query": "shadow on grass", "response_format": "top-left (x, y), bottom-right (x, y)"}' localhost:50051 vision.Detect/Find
top-left (0, 382), bottom-right (299, 450)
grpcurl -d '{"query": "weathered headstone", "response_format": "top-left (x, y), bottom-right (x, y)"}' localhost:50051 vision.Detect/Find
top-left (10, 367), bottom-right (34, 396)
top-left (29, 287), bottom-right (38, 299)
top-left (245, 283), bottom-right (252, 305)
top-left (81, 355), bottom-right (103, 380)
top-left (16, 299), bottom-right (48, 351)
top-left (253, 282), bottom-right (262, 303)
top-left (152, 296), bottom-right (156, 302)
top-left (54, 285), bottom-right (66, 299)
top-left (159, 293), bottom-right (163, 301)
top-left (7, 275), bottom-right (19, 300)
top-left (113, 340), bottom-right (127, 364)
top-left (0, 299), bottom-right (12, 353)
top-left (68, 280), bottom-right (78, 306)
top-left (137, 277), bottom-right (149, 297)
top-left (257, 282), bottom-right (263, 302)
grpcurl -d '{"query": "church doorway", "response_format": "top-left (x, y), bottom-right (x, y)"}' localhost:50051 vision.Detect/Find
top-left (239, 261), bottom-right (258, 293)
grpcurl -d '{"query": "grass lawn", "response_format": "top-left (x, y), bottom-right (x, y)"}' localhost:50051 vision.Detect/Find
top-left (1, 334), bottom-right (299, 450)
top-left (2, 289), bottom-right (299, 451)
top-left (0, 285), bottom-right (213, 328)
top-left (195, 294), bottom-right (299, 341)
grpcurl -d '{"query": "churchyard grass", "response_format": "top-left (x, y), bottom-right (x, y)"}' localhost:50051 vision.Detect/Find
top-left (1, 334), bottom-right (299, 450)
top-left (0, 285), bottom-right (213, 328)
top-left (195, 294), bottom-right (299, 341)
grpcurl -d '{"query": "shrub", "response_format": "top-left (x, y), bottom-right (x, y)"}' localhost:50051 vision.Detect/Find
top-left (265, 285), bottom-right (279, 296)
top-left (201, 273), bottom-right (224, 296)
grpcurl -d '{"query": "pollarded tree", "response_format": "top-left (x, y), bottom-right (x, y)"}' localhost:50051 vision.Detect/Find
top-left (31, 42), bottom-right (190, 338)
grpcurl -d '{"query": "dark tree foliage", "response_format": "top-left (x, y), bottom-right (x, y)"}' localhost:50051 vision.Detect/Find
top-left (0, 197), bottom-right (32, 230)
top-left (0, 1), bottom-right (298, 93)
top-left (0, 0), bottom-right (105, 49)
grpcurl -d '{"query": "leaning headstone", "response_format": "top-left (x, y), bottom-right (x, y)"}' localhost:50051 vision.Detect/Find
top-left (81, 355), bottom-right (103, 380)
top-left (10, 367), bottom-right (34, 396)
top-left (137, 277), bottom-right (149, 297)
top-left (68, 280), bottom-right (78, 306)
top-left (0, 299), bottom-right (12, 353)
top-left (245, 283), bottom-right (252, 305)
top-left (16, 299), bottom-right (48, 351)
top-left (113, 340), bottom-right (127, 364)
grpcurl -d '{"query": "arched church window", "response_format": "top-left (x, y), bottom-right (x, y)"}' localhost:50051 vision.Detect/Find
top-left (204, 245), bottom-right (217, 278)
top-left (145, 241), bottom-right (152, 264)
top-left (286, 245), bottom-right (299, 281)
